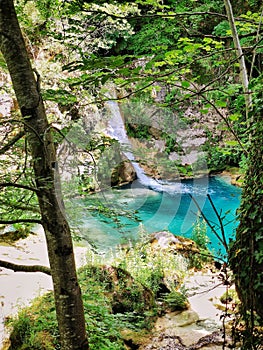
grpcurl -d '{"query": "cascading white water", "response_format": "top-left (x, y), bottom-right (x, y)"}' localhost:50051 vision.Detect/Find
top-left (105, 97), bottom-right (210, 197)
top-left (106, 100), bottom-right (164, 191)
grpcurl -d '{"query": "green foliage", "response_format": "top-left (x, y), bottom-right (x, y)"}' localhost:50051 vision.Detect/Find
top-left (112, 229), bottom-right (188, 296)
top-left (0, 52), bottom-right (7, 69)
top-left (229, 89), bottom-right (263, 347)
top-left (3, 1), bottom-right (263, 347)
top-left (0, 167), bottom-right (40, 230)
top-left (188, 218), bottom-right (212, 269)
top-left (160, 291), bottom-right (189, 312)
top-left (43, 89), bottom-right (77, 105)
top-left (191, 216), bottom-right (209, 250)
top-left (202, 122), bottom-right (244, 172)
top-left (213, 20), bottom-right (230, 36)
top-left (125, 122), bottom-right (151, 140)
top-left (8, 282), bottom-right (124, 350)
top-left (79, 264), bottom-right (155, 331)
top-left (126, 17), bottom-right (181, 55)
top-left (219, 288), bottom-right (239, 305)
top-left (162, 132), bottom-right (183, 154)
top-left (0, 223), bottom-right (32, 242)
top-left (8, 254), bottom-right (157, 349)
top-left (7, 229), bottom-right (192, 348)
top-left (7, 293), bottom-right (59, 350)
top-left (14, 0), bottom-right (61, 41)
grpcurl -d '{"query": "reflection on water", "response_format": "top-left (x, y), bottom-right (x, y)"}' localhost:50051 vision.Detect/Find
top-left (67, 175), bottom-right (241, 256)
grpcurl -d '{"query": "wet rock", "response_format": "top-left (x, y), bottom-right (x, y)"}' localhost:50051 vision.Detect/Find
top-left (196, 318), bottom-right (221, 332)
top-left (136, 321), bottom-right (225, 350)
top-left (138, 331), bottom-right (224, 350)
top-left (155, 310), bottom-right (199, 330)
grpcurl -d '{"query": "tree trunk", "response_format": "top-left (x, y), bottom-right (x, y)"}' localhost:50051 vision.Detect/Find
top-left (0, 1), bottom-right (89, 349)
top-left (229, 101), bottom-right (263, 323)
top-left (223, 0), bottom-right (252, 120)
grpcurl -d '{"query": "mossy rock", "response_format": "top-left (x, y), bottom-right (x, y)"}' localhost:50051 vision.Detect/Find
top-left (79, 264), bottom-right (155, 314)
top-left (149, 231), bottom-right (205, 269)
top-left (120, 329), bottom-right (151, 349)
top-left (8, 316), bottom-right (55, 350)
top-left (0, 229), bottom-right (31, 243)
top-left (161, 291), bottom-right (190, 312)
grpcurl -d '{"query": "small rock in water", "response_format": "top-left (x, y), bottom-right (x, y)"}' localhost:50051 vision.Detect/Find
top-left (196, 318), bottom-right (221, 331)
top-left (156, 309), bottom-right (199, 330)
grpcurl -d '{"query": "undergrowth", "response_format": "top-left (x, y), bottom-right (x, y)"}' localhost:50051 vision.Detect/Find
top-left (7, 276), bottom-right (131, 350)
top-left (6, 229), bottom-right (199, 350)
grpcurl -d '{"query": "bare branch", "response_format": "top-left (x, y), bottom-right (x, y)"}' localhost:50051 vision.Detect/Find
top-left (80, 9), bottom-right (250, 22)
top-left (0, 182), bottom-right (39, 192)
top-left (0, 259), bottom-right (51, 275)
top-left (200, 94), bottom-right (248, 154)
top-left (0, 130), bottom-right (25, 155)
top-left (207, 194), bottom-right (228, 250)
top-left (189, 194), bottom-right (228, 251)
top-left (224, 0), bottom-right (252, 121)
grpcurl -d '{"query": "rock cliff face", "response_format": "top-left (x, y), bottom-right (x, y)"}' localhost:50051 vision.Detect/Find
top-left (117, 100), bottom-right (231, 181)
top-left (84, 98), bottom-right (235, 186)
top-left (110, 157), bottom-right (137, 186)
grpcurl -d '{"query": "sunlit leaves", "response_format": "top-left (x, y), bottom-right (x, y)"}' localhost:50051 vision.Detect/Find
top-left (203, 37), bottom-right (224, 50)
top-left (181, 80), bottom-right (190, 88)
top-left (228, 113), bottom-right (241, 121)
top-left (43, 89), bottom-right (77, 105)
top-left (225, 140), bottom-right (239, 146)
top-left (215, 100), bottom-right (227, 108)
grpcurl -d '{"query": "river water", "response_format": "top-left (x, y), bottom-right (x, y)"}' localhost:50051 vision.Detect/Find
top-left (62, 100), bottom-right (241, 257)
top-left (71, 175), bottom-right (241, 258)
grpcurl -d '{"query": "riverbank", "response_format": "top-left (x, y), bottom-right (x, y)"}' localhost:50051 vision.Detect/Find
top-left (0, 228), bottom-right (88, 349)
top-left (214, 167), bottom-right (244, 187)
top-left (1, 229), bottom-right (232, 350)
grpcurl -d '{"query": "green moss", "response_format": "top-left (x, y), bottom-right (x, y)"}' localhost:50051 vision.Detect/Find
top-left (161, 291), bottom-right (189, 312)
top-left (0, 229), bottom-right (31, 243)
top-left (7, 262), bottom-right (157, 350)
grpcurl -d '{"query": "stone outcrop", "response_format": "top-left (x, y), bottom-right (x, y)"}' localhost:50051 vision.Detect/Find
top-left (110, 157), bottom-right (137, 186)
top-left (79, 264), bottom-right (154, 314)
top-left (149, 231), bottom-right (200, 264)
top-left (121, 231), bottom-right (228, 350)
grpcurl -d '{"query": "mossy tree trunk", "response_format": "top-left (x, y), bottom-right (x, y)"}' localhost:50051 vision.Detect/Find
top-left (230, 99), bottom-right (263, 330)
top-left (0, 1), bottom-right (89, 349)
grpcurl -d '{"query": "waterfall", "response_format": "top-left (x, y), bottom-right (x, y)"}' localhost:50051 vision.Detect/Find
top-left (106, 100), bottom-right (164, 192)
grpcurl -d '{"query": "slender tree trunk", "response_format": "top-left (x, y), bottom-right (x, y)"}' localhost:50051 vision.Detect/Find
top-left (0, 1), bottom-right (89, 349)
top-left (223, 0), bottom-right (252, 120)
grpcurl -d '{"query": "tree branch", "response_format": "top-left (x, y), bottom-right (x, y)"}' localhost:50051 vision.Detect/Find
top-left (0, 182), bottom-right (39, 192)
top-left (200, 94), bottom-right (248, 154)
top-left (80, 9), bottom-right (232, 21)
top-left (0, 130), bottom-right (25, 155)
top-left (189, 194), bottom-right (228, 251)
top-left (0, 201), bottom-right (39, 213)
top-left (249, 7), bottom-right (263, 80)
top-left (207, 194), bottom-right (228, 250)
top-left (0, 219), bottom-right (42, 224)
top-left (0, 259), bottom-right (51, 275)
